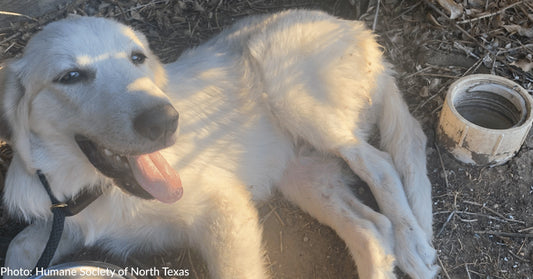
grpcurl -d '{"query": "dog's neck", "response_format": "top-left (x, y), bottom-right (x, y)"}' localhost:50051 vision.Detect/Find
top-left (3, 134), bottom-right (107, 222)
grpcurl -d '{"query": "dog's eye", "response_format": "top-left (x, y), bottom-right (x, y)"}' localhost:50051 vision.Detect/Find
top-left (131, 52), bottom-right (147, 65)
top-left (55, 70), bottom-right (84, 84)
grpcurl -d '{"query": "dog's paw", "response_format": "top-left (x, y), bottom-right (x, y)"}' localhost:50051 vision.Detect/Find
top-left (5, 226), bottom-right (45, 271)
top-left (394, 223), bottom-right (438, 279)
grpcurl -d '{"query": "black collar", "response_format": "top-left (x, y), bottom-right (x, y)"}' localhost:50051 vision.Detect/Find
top-left (37, 170), bottom-right (104, 216)
top-left (33, 169), bottom-right (104, 270)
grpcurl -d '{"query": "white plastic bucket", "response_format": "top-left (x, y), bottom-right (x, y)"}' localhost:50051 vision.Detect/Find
top-left (437, 74), bottom-right (533, 166)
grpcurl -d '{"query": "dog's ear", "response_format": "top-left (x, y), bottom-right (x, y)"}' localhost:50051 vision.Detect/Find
top-left (0, 60), bottom-right (36, 172)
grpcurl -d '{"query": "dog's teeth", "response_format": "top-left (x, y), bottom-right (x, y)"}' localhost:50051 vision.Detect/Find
top-left (104, 149), bottom-right (113, 156)
top-left (115, 155), bottom-right (122, 162)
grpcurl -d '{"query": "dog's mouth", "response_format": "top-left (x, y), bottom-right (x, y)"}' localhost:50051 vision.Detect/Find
top-left (75, 135), bottom-right (183, 203)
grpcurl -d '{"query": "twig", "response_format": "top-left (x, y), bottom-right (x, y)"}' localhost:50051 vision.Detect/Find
top-left (260, 201), bottom-right (279, 225)
top-left (497, 43), bottom-right (533, 54)
top-left (466, 268), bottom-right (486, 277)
top-left (416, 72), bottom-right (460, 79)
top-left (517, 239), bottom-right (527, 255)
top-left (465, 264), bottom-right (472, 279)
top-left (458, 217), bottom-right (477, 223)
top-left (436, 210), bottom-right (455, 237)
top-left (456, 1), bottom-right (524, 24)
top-left (279, 230), bottom-right (283, 253)
top-left (431, 104), bottom-right (443, 115)
top-left (464, 200), bottom-right (526, 225)
top-left (437, 255), bottom-right (452, 279)
top-left (509, 250), bottom-right (530, 263)
top-left (121, 0), bottom-right (168, 14)
top-left (3, 42), bottom-right (16, 54)
top-left (0, 32), bottom-right (21, 46)
top-left (518, 226), bottom-right (533, 233)
top-left (404, 65), bottom-right (431, 79)
top-left (475, 230), bottom-right (533, 238)
top-left (454, 41), bottom-right (480, 59)
top-left (435, 210), bottom-right (525, 224)
top-left (462, 58), bottom-right (483, 76)
top-left (414, 86), bottom-right (446, 113)
top-left (392, 1), bottom-right (422, 21)
top-left (268, 203), bottom-right (285, 226)
top-left (0, 11), bottom-right (37, 21)
top-left (372, 0), bottom-right (381, 31)
top-left (434, 143), bottom-right (450, 188)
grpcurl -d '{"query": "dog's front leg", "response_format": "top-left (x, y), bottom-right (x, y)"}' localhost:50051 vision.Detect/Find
top-left (187, 187), bottom-right (267, 279)
top-left (5, 221), bottom-right (82, 277)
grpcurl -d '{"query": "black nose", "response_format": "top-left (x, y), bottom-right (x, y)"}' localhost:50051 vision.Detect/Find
top-left (133, 104), bottom-right (179, 141)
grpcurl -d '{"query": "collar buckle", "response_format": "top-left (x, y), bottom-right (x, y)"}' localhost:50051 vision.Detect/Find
top-left (50, 203), bottom-right (68, 209)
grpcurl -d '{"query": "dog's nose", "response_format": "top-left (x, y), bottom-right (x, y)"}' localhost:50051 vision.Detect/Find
top-left (133, 104), bottom-right (179, 141)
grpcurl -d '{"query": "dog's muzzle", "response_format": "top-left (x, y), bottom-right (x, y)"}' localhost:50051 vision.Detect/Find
top-left (133, 104), bottom-right (179, 142)
top-left (74, 103), bottom-right (183, 204)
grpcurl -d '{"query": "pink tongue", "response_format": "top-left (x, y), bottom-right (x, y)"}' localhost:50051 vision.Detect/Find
top-left (129, 151), bottom-right (183, 203)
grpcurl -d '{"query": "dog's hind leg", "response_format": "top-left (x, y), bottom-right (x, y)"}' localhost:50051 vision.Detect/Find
top-left (258, 79), bottom-right (437, 276)
top-left (259, 92), bottom-right (437, 276)
top-left (337, 141), bottom-right (437, 278)
top-left (376, 74), bottom-right (433, 240)
top-left (278, 153), bottom-right (396, 279)
top-left (246, 17), bottom-right (436, 274)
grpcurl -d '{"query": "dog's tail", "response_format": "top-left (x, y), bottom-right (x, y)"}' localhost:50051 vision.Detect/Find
top-left (377, 72), bottom-right (433, 240)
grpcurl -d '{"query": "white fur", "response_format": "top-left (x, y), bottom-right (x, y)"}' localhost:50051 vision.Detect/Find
top-left (1, 10), bottom-right (438, 278)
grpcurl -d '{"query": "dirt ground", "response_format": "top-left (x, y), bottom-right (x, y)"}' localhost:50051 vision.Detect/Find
top-left (1, 0), bottom-right (532, 278)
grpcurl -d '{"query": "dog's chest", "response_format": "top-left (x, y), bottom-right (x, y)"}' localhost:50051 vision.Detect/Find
top-left (164, 91), bottom-right (293, 201)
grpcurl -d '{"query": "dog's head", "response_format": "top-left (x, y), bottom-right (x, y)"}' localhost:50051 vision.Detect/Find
top-left (0, 16), bottom-right (182, 204)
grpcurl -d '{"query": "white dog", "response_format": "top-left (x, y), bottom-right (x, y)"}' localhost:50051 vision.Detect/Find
top-left (0, 10), bottom-right (437, 278)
